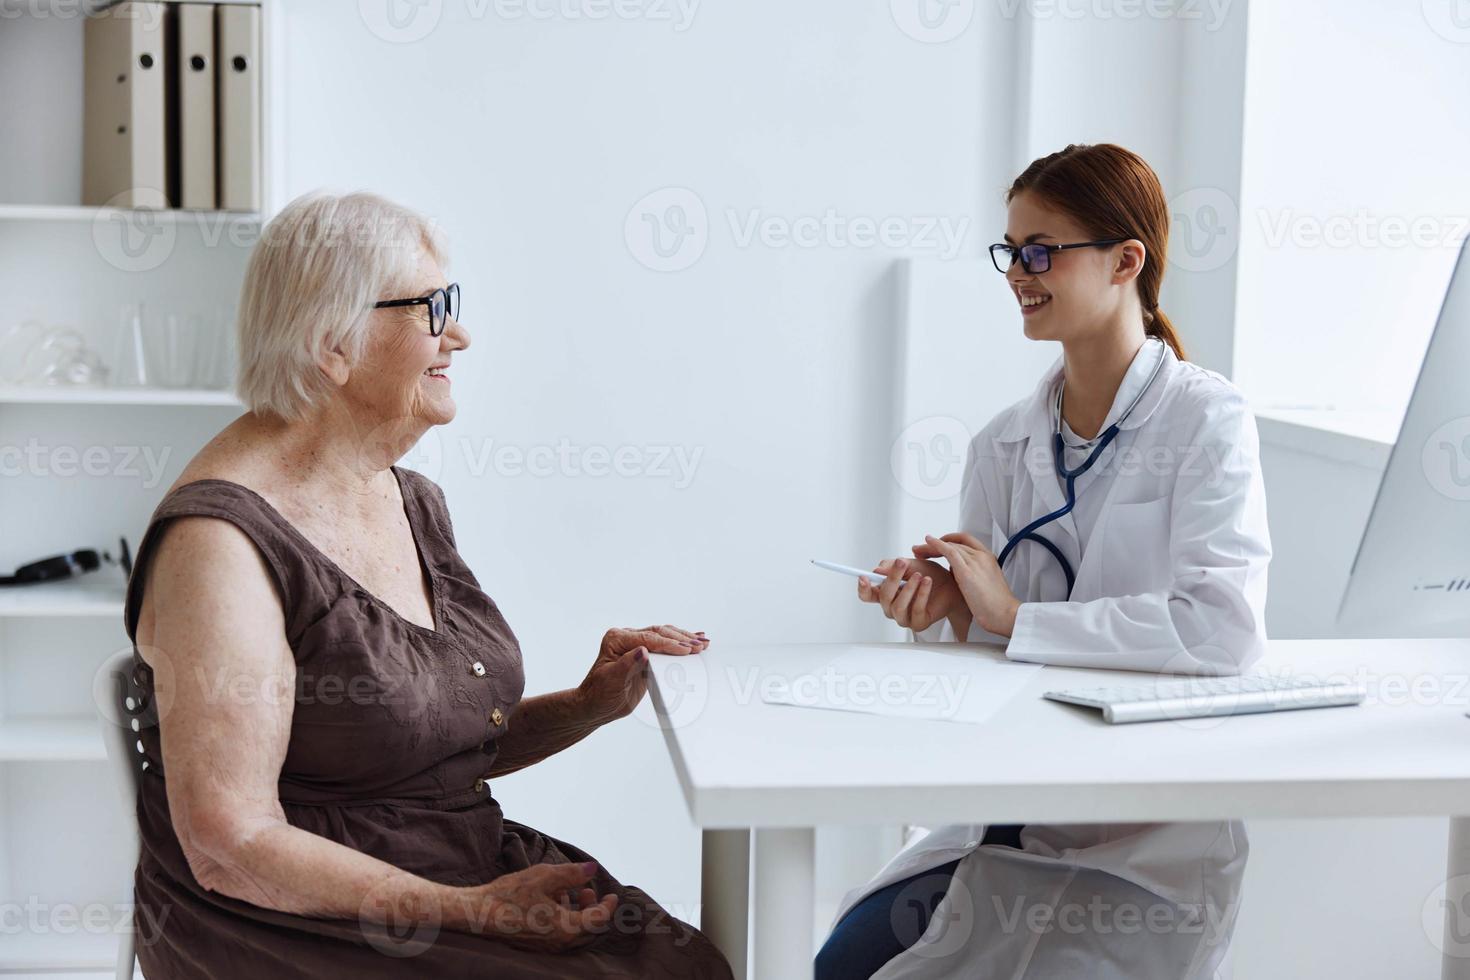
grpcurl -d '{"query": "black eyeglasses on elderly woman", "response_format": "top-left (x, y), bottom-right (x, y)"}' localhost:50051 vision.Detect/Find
top-left (373, 281), bottom-right (460, 336)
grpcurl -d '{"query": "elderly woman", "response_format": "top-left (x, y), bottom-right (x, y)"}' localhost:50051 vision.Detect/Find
top-left (122, 192), bottom-right (732, 978)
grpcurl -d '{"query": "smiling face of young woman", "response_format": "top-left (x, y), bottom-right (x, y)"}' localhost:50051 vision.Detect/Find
top-left (1002, 189), bottom-right (1146, 346)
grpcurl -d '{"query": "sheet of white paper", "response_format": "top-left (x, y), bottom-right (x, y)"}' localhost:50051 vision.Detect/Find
top-left (759, 645), bottom-right (1042, 725)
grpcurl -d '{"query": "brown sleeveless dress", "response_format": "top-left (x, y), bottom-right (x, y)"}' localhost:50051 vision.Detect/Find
top-left (121, 466), bottom-right (731, 979)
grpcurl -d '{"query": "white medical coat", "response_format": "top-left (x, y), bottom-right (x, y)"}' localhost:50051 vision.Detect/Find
top-left (833, 342), bottom-right (1272, 979)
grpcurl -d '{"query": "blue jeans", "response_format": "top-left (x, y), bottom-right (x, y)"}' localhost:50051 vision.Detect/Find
top-left (815, 825), bottom-right (1024, 980)
top-left (814, 858), bottom-right (961, 980)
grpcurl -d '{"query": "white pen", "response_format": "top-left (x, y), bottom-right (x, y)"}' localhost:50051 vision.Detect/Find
top-left (811, 559), bottom-right (893, 585)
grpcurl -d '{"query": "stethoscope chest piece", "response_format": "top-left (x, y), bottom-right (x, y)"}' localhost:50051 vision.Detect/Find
top-left (996, 341), bottom-right (1168, 597)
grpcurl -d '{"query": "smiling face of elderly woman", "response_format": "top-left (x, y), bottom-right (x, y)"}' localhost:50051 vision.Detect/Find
top-left (346, 249), bottom-right (469, 429)
top-left (236, 192), bottom-right (468, 433)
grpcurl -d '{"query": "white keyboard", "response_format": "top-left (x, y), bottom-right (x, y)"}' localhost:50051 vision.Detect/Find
top-left (1043, 674), bottom-right (1366, 724)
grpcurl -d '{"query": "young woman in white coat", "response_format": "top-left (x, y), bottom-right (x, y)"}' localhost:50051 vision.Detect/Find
top-left (816, 143), bottom-right (1271, 980)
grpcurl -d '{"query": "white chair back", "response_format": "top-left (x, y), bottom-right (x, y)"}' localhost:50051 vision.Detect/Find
top-left (93, 648), bottom-right (143, 979)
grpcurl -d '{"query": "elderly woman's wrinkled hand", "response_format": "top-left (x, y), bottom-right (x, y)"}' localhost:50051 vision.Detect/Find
top-left (576, 626), bottom-right (709, 724)
top-left (454, 861), bottom-right (619, 953)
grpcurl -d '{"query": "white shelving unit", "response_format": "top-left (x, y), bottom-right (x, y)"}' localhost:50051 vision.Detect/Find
top-left (0, 204), bottom-right (263, 226)
top-left (0, 718), bottom-right (106, 764)
top-left (0, 386), bottom-right (242, 407)
top-left (0, 582), bottom-right (127, 619)
top-left (0, 1), bottom-right (282, 974)
top-left (1, 932), bottom-right (122, 975)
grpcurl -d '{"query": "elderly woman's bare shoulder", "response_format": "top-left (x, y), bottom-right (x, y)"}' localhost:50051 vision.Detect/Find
top-left (134, 514), bottom-right (285, 668)
top-left (136, 448), bottom-right (287, 648)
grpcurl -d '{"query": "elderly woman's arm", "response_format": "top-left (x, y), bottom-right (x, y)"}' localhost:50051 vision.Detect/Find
top-left (488, 626), bottom-right (708, 778)
top-left (141, 517), bottom-right (615, 949)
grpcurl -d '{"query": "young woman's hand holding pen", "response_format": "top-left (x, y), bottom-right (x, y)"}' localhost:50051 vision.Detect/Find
top-left (856, 534), bottom-right (1021, 638)
top-left (855, 557), bottom-right (964, 634)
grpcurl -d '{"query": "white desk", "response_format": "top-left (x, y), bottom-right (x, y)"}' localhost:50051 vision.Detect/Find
top-left (647, 639), bottom-right (1470, 980)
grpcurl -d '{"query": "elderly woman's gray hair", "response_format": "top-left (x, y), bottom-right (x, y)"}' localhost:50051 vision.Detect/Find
top-left (235, 191), bottom-right (446, 420)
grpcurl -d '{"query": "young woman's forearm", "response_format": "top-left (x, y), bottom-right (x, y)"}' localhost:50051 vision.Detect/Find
top-left (947, 607), bottom-right (974, 640)
top-left (488, 689), bottom-right (605, 778)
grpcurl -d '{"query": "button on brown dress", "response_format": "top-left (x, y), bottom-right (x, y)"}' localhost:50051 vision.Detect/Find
top-left (121, 466), bottom-right (732, 979)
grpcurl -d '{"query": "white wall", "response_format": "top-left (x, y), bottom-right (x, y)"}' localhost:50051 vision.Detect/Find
top-left (276, 0), bottom-right (1019, 917)
top-left (1235, 0), bottom-right (1470, 413)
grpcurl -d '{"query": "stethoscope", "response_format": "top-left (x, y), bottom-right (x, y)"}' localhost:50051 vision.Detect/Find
top-left (995, 340), bottom-right (1169, 596)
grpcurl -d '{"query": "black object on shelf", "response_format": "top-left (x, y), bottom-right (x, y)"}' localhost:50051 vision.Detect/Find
top-left (0, 536), bottom-right (132, 586)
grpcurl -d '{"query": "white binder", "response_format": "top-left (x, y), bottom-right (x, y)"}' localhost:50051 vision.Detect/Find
top-left (217, 3), bottom-right (261, 212)
top-left (177, 2), bottom-right (216, 210)
top-left (83, 1), bottom-right (169, 208)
